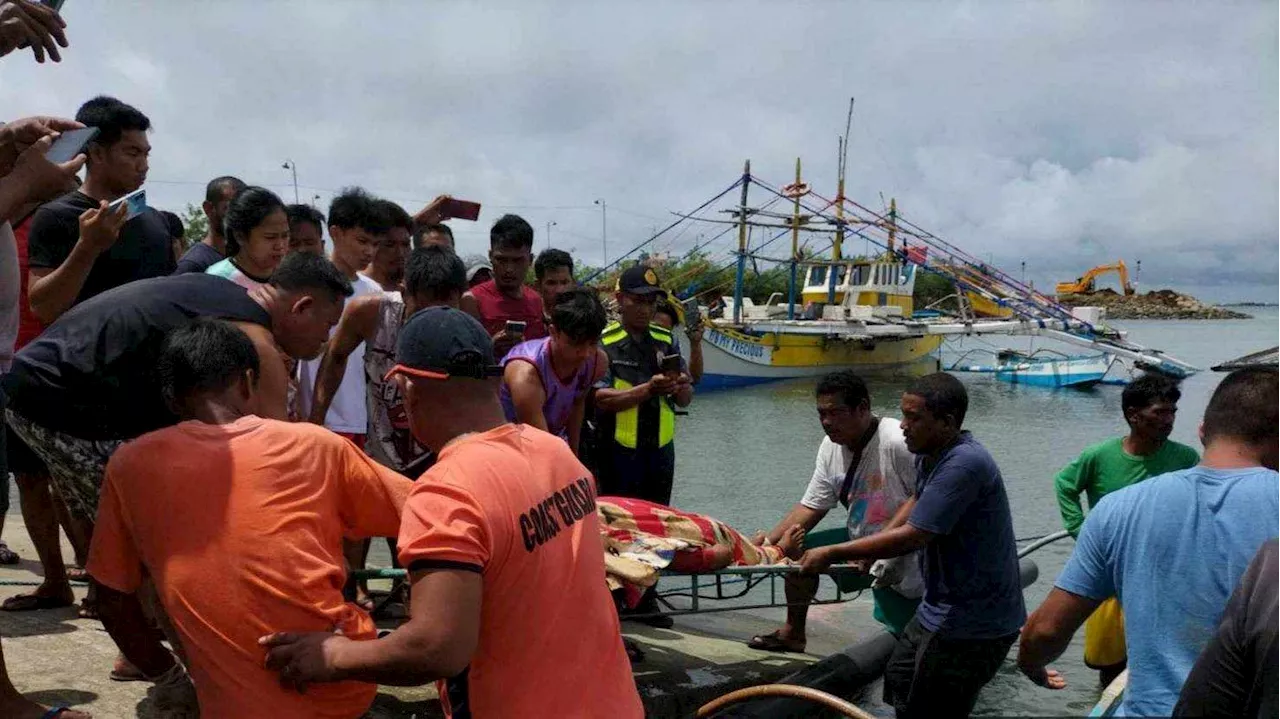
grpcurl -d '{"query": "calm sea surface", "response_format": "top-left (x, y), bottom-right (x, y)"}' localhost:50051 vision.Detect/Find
top-left (672, 307), bottom-right (1278, 716)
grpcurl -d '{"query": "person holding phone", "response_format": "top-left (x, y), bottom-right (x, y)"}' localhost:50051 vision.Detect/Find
top-left (460, 214), bottom-right (546, 359)
top-left (653, 299), bottom-right (704, 385)
top-left (27, 95), bottom-right (174, 324)
top-left (500, 288), bottom-right (609, 457)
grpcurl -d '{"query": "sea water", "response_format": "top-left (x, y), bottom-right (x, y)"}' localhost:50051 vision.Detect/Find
top-left (674, 307), bottom-right (1278, 716)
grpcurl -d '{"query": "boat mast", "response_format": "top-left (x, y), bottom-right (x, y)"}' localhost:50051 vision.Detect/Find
top-left (887, 197), bottom-right (897, 256)
top-left (829, 98), bottom-right (854, 305)
top-left (787, 157), bottom-right (802, 320)
top-left (733, 160), bottom-right (751, 324)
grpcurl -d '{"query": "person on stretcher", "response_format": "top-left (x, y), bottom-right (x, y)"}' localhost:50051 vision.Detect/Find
top-left (597, 496), bottom-right (806, 607)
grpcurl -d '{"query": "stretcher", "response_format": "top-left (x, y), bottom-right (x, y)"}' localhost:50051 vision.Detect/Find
top-left (350, 564), bottom-right (868, 618)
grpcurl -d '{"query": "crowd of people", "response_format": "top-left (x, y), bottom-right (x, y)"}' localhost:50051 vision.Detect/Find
top-left (0, 4), bottom-right (1276, 719)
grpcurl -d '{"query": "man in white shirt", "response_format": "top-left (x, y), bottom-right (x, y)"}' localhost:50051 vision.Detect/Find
top-left (748, 371), bottom-right (922, 653)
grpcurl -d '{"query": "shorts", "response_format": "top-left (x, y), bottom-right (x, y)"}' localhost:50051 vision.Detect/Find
top-left (805, 527), bottom-right (922, 636)
top-left (334, 432), bottom-right (367, 451)
top-left (1083, 596), bottom-right (1127, 670)
top-left (6, 409), bottom-right (123, 520)
top-left (882, 616), bottom-right (1018, 719)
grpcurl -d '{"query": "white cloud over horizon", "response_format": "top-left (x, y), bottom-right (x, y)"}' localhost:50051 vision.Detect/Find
top-left (3, 0), bottom-right (1276, 301)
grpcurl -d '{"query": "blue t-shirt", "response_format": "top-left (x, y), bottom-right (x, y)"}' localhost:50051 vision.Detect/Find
top-left (908, 431), bottom-right (1025, 639)
top-left (1056, 466), bottom-right (1280, 717)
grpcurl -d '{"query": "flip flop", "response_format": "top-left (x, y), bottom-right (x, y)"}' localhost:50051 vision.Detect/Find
top-left (747, 630), bottom-right (806, 653)
top-left (66, 566), bottom-right (89, 583)
top-left (0, 542), bottom-right (19, 565)
top-left (41, 708), bottom-right (90, 719)
top-left (1, 593), bottom-right (74, 612)
top-left (76, 599), bottom-right (99, 620)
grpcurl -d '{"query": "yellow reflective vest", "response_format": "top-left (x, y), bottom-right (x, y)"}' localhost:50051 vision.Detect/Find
top-left (598, 321), bottom-right (676, 450)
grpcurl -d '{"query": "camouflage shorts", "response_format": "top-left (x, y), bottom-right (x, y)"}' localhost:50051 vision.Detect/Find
top-left (5, 409), bottom-right (123, 519)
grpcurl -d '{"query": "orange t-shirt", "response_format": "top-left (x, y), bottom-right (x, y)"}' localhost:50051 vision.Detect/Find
top-left (398, 424), bottom-right (642, 719)
top-left (87, 416), bottom-right (413, 719)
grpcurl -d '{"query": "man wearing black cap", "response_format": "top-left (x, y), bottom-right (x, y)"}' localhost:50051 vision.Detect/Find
top-left (260, 307), bottom-right (643, 719)
top-left (593, 265), bottom-right (693, 505)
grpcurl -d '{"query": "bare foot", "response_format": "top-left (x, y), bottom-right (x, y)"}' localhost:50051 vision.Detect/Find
top-left (1, 695), bottom-right (92, 719)
top-left (777, 524), bottom-right (807, 561)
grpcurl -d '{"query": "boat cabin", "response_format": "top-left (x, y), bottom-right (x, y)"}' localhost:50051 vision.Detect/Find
top-left (800, 258), bottom-right (916, 315)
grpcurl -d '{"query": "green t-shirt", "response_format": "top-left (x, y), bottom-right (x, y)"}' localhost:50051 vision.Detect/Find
top-left (1055, 437), bottom-right (1200, 537)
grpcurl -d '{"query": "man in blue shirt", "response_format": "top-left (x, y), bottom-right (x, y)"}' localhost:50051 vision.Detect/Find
top-left (801, 372), bottom-right (1025, 718)
top-left (1018, 367), bottom-right (1279, 717)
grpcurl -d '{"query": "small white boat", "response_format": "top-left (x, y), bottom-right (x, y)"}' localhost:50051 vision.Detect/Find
top-left (950, 349), bottom-right (1118, 388)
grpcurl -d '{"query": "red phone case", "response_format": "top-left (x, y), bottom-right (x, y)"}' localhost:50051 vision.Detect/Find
top-left (444, 199), bottom-right (481, 221)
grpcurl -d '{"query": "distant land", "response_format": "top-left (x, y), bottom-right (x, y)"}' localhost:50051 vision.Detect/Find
top-left (1220, 302), bottom-right (1279, 308)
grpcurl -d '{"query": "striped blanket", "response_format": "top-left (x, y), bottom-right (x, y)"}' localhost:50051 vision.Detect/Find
top-left (597, 496), bottom-right (789, 607)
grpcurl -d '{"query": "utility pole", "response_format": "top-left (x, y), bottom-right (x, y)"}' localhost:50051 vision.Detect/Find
top-left (594, 198), bottom-right (607, 265)
top-left (545, 220), bottom-right (557, 250)
top-left (281, 160), bottom-right (299, 203)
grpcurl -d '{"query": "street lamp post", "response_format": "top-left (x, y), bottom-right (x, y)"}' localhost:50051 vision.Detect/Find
top-left (594, 198), bottom-right (607, 265)
top-left (546, 220), bottom-right (557, 250)
top-left (281, 160), bottom-right (299, 203)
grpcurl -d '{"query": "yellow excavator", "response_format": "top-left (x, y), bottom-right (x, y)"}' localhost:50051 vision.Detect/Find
top-left (1056, 261), bottom-right (1136, 296)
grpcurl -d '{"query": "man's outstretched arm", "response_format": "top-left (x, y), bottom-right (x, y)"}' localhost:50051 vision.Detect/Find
top-left (261, 568), bottom-right (482, 688)
top-left (1017, 587), bottom-right (1100, 690)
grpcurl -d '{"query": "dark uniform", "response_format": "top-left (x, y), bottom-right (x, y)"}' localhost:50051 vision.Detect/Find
top-left (593, 320), bottom-right (678, 505)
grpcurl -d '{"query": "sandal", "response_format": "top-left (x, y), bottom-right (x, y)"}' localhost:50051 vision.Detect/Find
top-left (42, 708), bottom-right (92, 719)
top-left (0, 542), bottom-right (19, 565)
top-left (746, 630), bottom-right (806, 653)
top-left (1, 593), bottom-right (73, 612)
top-left (66, 566), bottom-right (89, 583)
top-left (76, 599), bottom-right (99, 620)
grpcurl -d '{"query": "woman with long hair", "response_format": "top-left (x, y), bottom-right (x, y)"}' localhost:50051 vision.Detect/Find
top-left (205, 186), bottom-right (289, 289)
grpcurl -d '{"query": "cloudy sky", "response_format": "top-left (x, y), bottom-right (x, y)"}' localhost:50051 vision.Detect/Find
top-left (5, 1), bottom-right (1276, 301)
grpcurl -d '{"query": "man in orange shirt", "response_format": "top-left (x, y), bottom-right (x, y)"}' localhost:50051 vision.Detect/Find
top-left (261, 307), bottom-right (643, 719)
top-left (87, 319), bottom-right (412, 718)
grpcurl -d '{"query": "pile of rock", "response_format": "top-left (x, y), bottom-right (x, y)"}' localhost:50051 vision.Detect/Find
top-left (1058, 288), bottom-right (1252, 320)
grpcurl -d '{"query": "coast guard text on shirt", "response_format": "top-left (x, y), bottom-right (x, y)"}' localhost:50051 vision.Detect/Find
top-left (520, 477), bottom-right (597, 552)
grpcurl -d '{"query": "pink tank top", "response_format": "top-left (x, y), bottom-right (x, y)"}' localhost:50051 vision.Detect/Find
top-left (499, 337), bottom-right (595, 439)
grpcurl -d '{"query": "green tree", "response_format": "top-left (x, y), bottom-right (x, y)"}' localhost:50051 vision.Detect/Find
top-left (178, 204), bottom-right (208, 252)
top-left (912, 270), bottom-right (957, 310)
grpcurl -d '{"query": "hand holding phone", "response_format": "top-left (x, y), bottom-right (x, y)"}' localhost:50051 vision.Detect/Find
top-left (504, 320), bottom-right (527, 339)
top-left (43, 126), bottom-right (96, 164)
top-left (107, 187), bottom-right (146, 218)
top-left (78, 199), bottom-right (129, 253)
top-left (441, 198), bottom-right (481, 222)
top-left (661, 353), bottom-right (683, 374)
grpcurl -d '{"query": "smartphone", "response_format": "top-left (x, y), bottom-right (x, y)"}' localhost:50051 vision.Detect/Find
top-left (681, 297), bottom-right (702, 329)
top-left (42, 0), bottom-right (68, 10)
top-left (505, 320), bottom-right (527, 337)
top-left (441, 198), bottom-right (481, 222)
top-left (44, 127), bottom-right (97, 164)
top-left (107, 188), bottom-right (146, 219)
top-left (661, 354), bottom-right (682, 373)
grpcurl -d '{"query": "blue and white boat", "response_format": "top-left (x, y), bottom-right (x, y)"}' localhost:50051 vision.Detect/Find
top-left (950, 349), bottom-right (1118, 388)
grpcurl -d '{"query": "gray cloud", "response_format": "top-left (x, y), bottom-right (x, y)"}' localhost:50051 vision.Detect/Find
top-left (4, 0), bottom-right (1274, 300)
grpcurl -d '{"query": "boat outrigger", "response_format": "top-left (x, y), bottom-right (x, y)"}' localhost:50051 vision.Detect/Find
top-left (587, 101), bottom-right (1198, 389)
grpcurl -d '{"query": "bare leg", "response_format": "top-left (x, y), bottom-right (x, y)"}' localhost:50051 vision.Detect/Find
top-left (779, 573), bottom-right (819, 642)
top-left (343, 538), bottom-right (371, 606)
top-left (0, 630), bottom-right (93, 718)
top-left (11, 473), bottom-right (73, 603)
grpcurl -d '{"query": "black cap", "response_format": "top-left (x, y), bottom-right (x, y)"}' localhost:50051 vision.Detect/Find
top-left (616, 265), bottom-right (667, 296)
top-left (384, 306), bottom-right (503, 381)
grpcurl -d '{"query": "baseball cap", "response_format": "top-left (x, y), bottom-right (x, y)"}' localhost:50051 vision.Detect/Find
top-left (384, 306), bottom-right (503, 381)
top-left (466, 261), bottom-right (493, 284)
top-left (616, 265), bottom-right (667, 296)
